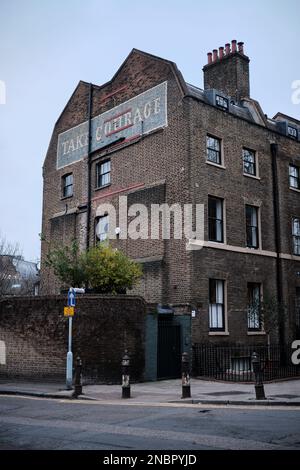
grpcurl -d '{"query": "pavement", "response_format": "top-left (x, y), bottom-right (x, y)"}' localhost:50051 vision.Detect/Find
top-left (0, 377), bottom-right (300, 406)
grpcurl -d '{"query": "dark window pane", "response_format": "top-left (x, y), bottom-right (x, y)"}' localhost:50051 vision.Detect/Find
top-left (243, 148), bottom-right (256, 176)
top-left (247, 283), bottom-right (261, 330)
top-left (95, 215), bottom-right (109, 242)
top-left (289, 165), bottom-right (300, 189)
top-left (209, 279), bottom-right (225, 330)
top-left (216, 95), bottom-right (228, 110)
top-left (97, 160), bottom-right (111, 188)
top-left (62, 174), bottom-right (73, 198)
top-left (246, 205), bottom-right (258, 248)
top-left (288, 126), bottom-right (298, 139)
top-left (293, 218), bottom-right (300, 255)
top-left (208, 197), bottom-right (223, 242)
top-left (207, 136), bottom-right (221, 164)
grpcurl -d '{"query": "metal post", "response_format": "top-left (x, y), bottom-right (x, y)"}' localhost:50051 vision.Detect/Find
top-left (73, 356), bottom-right (83, 398)
top-left (251, 352), bottom-right (266, 400)
top-left (181, 352), bottom-right (191, 399)
top-left (122, 350), bottom-right (131, 399)
top-left (65, 287), bottom-right (84, 391)
top-left (66, 316), bottom-right (73, 390)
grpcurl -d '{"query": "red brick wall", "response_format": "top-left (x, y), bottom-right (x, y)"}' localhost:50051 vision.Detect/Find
top-left (0, 295), bottom-right (147, 383)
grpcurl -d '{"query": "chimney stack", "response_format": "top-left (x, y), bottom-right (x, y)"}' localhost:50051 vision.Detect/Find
top-left (203, 39), bottom-right (250, 102)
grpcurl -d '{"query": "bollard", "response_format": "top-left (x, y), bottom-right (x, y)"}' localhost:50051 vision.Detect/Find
top-left (121, 350), bottom-right (131, 399)
top-left (251, 352), bottom-right (266, 400)
top-left (72, 356), bottom-right (82, 398)
top-left (181, 352), bottom-right (191, 399)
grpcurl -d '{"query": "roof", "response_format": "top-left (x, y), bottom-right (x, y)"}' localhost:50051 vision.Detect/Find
top-left (186, 83), bottom-right (253, 121)
top-left (49, 49), bottom-right (300, 149)
top-left (0, 255), bottom-right (39, 280)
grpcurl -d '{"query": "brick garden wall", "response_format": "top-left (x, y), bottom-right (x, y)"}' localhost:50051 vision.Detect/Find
top-left (0, 295), bottom-right (147, 384)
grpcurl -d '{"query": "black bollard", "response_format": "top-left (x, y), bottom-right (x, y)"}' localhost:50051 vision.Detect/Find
top-left (251, 352), bottom-right (266, 400)
top-left (181, 352), bottom-right (191, 399)
top-left (121, 350), bottom-right (131, 399)
top-left (72, 356), bottom-right (82, 398)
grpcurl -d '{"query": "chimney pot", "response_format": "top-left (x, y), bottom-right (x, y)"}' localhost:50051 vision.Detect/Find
top-left (207, 52), bottom-right (213, 64)
top-left (225, 43), bottom-right (231, 55)
top-left (213, 49), bottom-right (218, 62)
top-left (231, 40), bottom-right (237, 53)
top-left (238, 41), bottom-right (244, 54)
top-left (219, 47), bottom-right (224, 59)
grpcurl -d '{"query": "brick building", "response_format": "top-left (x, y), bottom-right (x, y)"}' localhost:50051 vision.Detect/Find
top-left (41, 40), bottom-right (300, 347)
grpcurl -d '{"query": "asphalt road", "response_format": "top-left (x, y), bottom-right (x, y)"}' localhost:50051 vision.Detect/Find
top-left (0, 395), bottom-right (300, 450)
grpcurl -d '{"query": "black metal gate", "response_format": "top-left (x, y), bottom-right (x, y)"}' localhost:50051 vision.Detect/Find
top-left (157, 318), bottom-right (181, 379)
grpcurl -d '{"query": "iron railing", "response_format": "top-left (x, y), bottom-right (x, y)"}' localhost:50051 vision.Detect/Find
top-left (192, 343), bottom-right (300, 382)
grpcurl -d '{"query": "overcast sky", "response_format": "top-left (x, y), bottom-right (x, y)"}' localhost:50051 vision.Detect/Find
top-left (0, 0), bottom-right (299, 262)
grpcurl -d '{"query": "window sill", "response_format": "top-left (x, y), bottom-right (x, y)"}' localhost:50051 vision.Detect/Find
top-left (209, 331), bottom-right (229, 336)
top-left (243, 173), bottom-right (261, 181)
top-left (247, 331), bottom-right (266, 336)
top-left (289, 186), bottom-right (300, 193)
top-left (206, 161), bottom-right (226, 170)
top-left (95, 183), bottom-right (111, 192)
top-left (61, 195), bottom-right (73, 201)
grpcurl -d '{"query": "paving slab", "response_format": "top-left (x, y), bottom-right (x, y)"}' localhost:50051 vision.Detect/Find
top-left (0, 378), bottom-right (299, 406)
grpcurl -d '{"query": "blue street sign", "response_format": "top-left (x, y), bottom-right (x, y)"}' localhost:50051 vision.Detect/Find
top-left (68, 288), bottom-right (76, 307)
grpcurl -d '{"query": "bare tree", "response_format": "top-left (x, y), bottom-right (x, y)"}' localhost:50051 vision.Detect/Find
top-left (0, 234), bottom-right (22, 297)
top-left (247, 293), bottom-right (284, 359)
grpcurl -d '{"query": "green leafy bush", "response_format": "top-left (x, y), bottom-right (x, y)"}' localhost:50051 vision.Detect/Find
top-left (45, 241), bottom-right (142, 293)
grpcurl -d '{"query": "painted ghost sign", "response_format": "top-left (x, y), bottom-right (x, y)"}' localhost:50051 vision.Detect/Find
top-left (57, 81), bottom-right (168, 169)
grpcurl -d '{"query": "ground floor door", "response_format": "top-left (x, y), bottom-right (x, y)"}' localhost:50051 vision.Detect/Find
top-left (157, 317), bottom-right (181, 379)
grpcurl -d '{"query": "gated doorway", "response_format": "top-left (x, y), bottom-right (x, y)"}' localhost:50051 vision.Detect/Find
top-left (157, 316), bottom-right (181, 379)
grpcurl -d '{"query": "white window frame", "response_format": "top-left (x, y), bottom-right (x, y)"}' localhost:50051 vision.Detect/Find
top-left (62, 173), bottom-right (73, 198)
top-left (243, 148), bottom-right (259, 179)
top-left (96, 160), bottom-right (111, 189)
top-left (289, 164), bottom-right (300, 191)
top-left (208, 196), bottom-right (225, 244)
top-left (247, 283), bottom-right (262, 331)
top-left (206, 135), bottom-right (223, 166)
top-left (95, 214), bottom-right (109, 242)
top-left (245, 205), bottom-right (260, 249)
top-left (292, 217), bottom-right (300, 256)
top-left (208, 279), bottom-right (228, 333)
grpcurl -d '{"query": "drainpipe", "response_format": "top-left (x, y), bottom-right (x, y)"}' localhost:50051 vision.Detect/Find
top-left (270, 142), bottom-right (285, 348)
top-left (86, 83), bottom-right (93, 250)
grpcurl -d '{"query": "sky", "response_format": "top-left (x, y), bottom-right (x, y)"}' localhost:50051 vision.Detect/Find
top-left (0, 0), bottom-right (299, 262)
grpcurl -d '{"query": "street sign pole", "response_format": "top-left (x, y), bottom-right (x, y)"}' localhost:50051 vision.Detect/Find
top-left (65, 287), bottom-right (84, 390)
top-left (66, 316), bottom-right (73, 390)
top-left (66, 287), bottom-right (75, 390)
